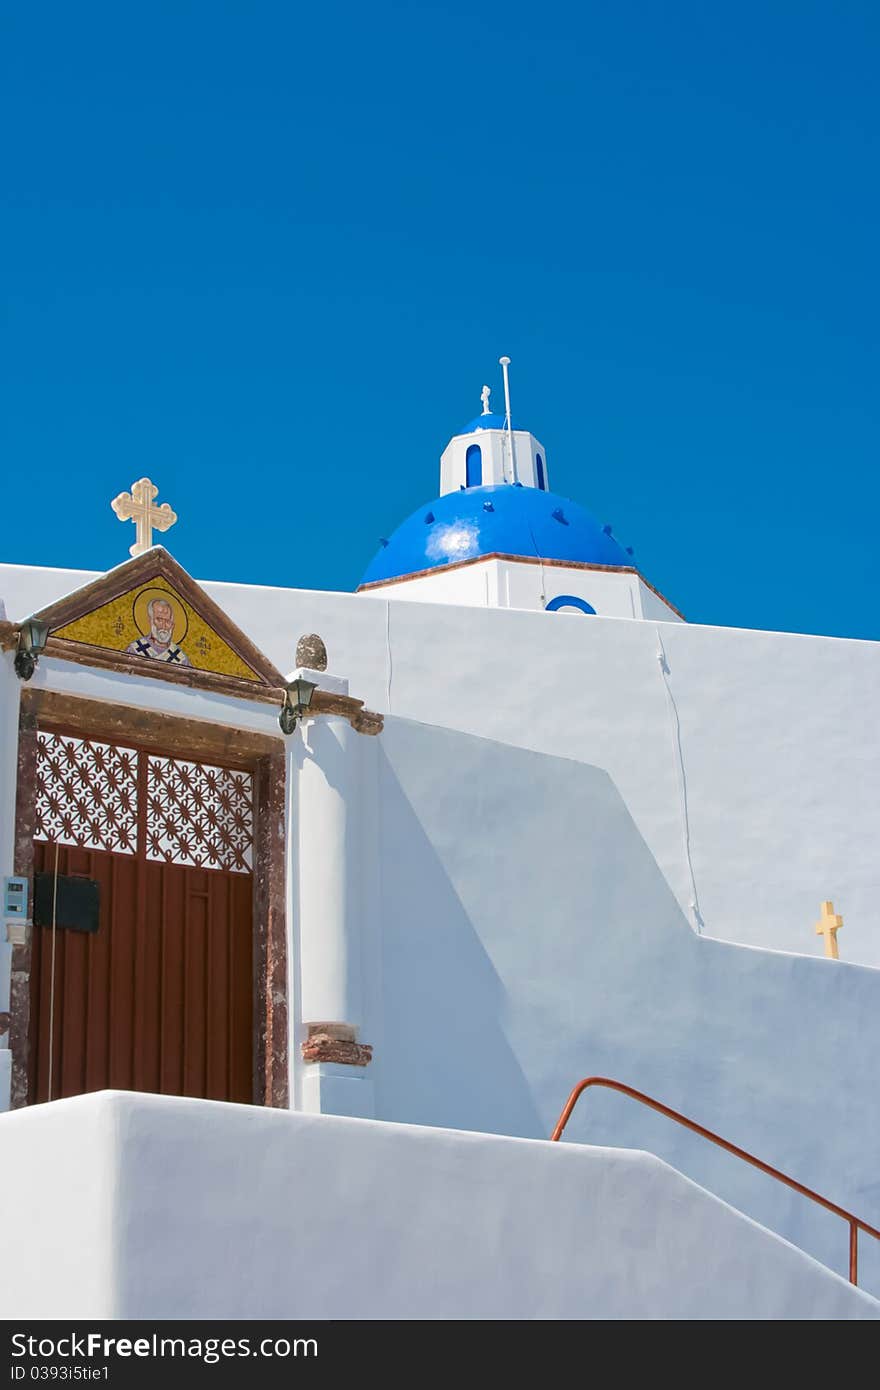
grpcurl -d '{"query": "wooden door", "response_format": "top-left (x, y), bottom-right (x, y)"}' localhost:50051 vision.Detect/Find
top-left (29, 727), bottom-right (254, 1104)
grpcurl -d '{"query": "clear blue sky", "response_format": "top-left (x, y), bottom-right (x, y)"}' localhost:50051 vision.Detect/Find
top-left (3, 2), bottom-right (878, 638)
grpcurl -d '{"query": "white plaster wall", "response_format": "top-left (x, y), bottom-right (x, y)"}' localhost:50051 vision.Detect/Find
top-left (440, 428), bottom-right (546, 493)
top-left (3, 563), bottom-right (880, 1291)
top-left (361, 558), bottom-right (673, 620)
top-left (362, 559), bottom-right (503, 607)
top-left (295, 717), bottom-right (362, 1027)
top-left (2, 564), bottom-right (878, 967)
top-left (638, 576), bottom-right (684, 621)
top-left (291, 722), bottom-right (377, 1118)
top-left (0, 566), bottom-right (102, 618)
top-left (366, 718), bottom-right (880, 1294)
top-left (0, 1091), bottom-right (875, 1320)
top-left (499, 557), bottom-right (642, 617)
top-left (27, 651), bottom-right (285, 742)
top-left (214, 586), bottom-right (878, 968)
top-left (0, 1091), bottom-right (118, 1315)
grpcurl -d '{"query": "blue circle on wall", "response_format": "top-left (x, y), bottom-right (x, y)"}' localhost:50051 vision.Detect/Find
top-left (545, 595), bottom-right (596, 614)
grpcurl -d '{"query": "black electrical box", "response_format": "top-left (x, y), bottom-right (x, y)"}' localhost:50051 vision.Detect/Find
top-left (34, 874), bottom-right (100, 934)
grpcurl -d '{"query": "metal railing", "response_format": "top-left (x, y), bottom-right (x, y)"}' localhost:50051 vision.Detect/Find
top-left (551, 1075), bottom-right (880, 1287)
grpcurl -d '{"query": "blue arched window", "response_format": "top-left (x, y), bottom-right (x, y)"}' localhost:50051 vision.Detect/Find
top-left (545, 595), bottom-right (596, 615)
top-left (465, 444), bottom-right (482, 488)
top-left (536, 453), bottom-right (546, 490)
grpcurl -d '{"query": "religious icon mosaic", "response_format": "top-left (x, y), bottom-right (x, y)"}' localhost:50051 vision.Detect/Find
top-left (51, 576), bottom-right (261, 683)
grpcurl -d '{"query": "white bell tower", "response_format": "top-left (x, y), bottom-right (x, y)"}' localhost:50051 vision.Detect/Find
top-left (439, 359), bottom-right (551, 496)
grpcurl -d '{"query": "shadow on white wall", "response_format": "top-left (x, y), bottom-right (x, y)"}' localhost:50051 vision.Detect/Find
top-left (373, 719), bottom-right (880, 1293)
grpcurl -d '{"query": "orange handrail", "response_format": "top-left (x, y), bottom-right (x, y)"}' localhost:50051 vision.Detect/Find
top-left (551, 1075), bottom-right (880, 1287)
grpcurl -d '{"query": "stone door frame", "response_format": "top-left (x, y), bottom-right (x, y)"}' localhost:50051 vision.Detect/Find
top-left (10, 688), bottom-right (288, 1110)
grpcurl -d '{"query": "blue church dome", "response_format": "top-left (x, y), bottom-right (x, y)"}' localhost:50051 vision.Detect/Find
top-left (359, 484), bottom-right (632, 587)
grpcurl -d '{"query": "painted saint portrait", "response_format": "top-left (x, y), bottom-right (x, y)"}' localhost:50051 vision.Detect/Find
top-left (126, 590), bottom-right (191, 666)
top-left (52, 571), bottom-right (261, 683)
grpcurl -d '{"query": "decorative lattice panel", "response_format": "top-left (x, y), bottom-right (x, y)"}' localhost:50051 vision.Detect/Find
top-left (146, 756), bottom-right (254, 872)
top-left (35, 731), bottom-right (139, 854)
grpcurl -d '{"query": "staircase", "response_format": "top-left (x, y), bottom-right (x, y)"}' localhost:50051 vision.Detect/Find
top-left (0, 1090), bottom-right (877, 1319)
top-left (552, 1075), bottom-right (880, 1289)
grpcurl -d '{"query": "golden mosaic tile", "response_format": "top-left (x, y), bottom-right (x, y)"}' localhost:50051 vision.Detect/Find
top-left (53, 576), bottom-right (260, 682)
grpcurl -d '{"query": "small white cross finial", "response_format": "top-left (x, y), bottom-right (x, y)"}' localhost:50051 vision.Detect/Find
top-left (111, 478), bottom-right (178, 557)
top-left (480, 384), bottom-right (491, 415)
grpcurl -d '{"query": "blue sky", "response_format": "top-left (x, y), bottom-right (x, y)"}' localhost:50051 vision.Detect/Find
top-left (3, 1), bottom-right (878, 638)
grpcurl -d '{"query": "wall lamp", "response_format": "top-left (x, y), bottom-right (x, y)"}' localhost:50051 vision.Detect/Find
top-left (14, 617), bottom-right (50, 681)
top-left (279, 676), bottom-right (318, 735)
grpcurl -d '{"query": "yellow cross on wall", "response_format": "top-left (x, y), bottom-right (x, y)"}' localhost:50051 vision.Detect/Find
top-left (815, 900), bottom-right (843, 959)
top-left (111, 478), bottom-right (178, 557)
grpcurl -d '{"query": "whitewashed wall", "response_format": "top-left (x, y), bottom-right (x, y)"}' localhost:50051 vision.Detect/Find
top-left (360, 557), bottom-right (681, 619)
top-left (499, 556), bottom-right (680, 618)
top-left (360, 718), bottom-right (880, 1293)
top-left (439, 427), bottom-right (547, 493)
top-left (638, 576), bottom-right (685, 621)
top-left (215, 581), bottom-right (875, 967)
top-left (362, 558), bottom-right (504, 607)
top-left (2, 562), bottom-right (879, 1292)
top-left (1, 563), bottom-right (877, 967)
top-left (0, 1092), bottom-right (875, 1320)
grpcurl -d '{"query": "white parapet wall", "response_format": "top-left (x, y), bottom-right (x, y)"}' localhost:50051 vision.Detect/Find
top-left (0, 1051), bottom-right (10, 1112)
top-left (3, 563), bottom-right (878, 966)
top-left (357, 556), bottom-right (671, 619)
top-left (0, 1091), bottom-right (876, 1321)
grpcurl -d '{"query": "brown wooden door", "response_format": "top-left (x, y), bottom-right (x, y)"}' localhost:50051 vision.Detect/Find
top-left (29, 728), bottom-right (254, 1104)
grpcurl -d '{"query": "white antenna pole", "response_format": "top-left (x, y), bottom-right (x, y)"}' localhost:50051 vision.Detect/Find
top-left (499, 355), bottom-right (517, 483)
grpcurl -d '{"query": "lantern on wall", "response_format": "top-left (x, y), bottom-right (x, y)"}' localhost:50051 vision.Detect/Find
top-left (278, 677), bottom-right (318, 736)
top-left (14, 617), bottom-right (50, 681)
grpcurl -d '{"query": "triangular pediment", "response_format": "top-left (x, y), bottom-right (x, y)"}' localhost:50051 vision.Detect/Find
top-left (35, 548), bottom-right (285, 698)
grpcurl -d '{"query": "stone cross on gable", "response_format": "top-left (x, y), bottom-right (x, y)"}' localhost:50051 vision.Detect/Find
top-left (815, 900), bottom-right (843, 959)
top-left (111, 478), bottom-right (178, 557)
